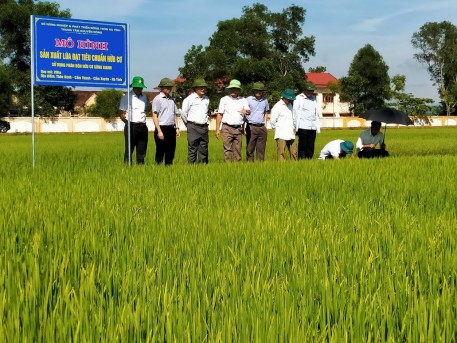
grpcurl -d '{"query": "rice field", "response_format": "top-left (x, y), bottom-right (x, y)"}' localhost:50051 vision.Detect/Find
top-left (0, 127), bottom-right (456, 342)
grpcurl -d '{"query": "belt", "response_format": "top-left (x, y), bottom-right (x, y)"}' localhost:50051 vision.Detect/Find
top-left (159, 125), bottom-right (175, 128)
top-left (129, 121), bottom-right (146, 125)
top-left (248, 123), bottom-right (264, 127)
top-left (223, 123), bottom-right (243, 129)
top-left (187, 121), bottom-right (208, 127)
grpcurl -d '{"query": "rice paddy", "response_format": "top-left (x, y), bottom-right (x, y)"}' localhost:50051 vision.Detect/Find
top-left (0, 127), bottom-right (456, 341)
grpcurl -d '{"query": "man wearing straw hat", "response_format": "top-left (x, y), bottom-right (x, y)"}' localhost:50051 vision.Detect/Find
top-left (119, 75), bottom-right (149, 164)
top-left (270, 89), bottom-right (297, 161)
top-left (181, 78), bottom-right (210, 164)
top-left (294, 82), bottom-right (320, 159)
top-left (152, 77), bottom-right (179, 166)
top-left (216, 79), bottom-right (251, 162)
top-left (245, 82), bottom-right (270, 162)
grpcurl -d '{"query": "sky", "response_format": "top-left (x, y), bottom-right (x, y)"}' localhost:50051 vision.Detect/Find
top-left (55, 0), bottom-right (457, 102)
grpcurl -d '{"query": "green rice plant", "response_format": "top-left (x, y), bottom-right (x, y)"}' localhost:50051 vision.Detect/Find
top-left (0, 127), bottom-right (456, 341)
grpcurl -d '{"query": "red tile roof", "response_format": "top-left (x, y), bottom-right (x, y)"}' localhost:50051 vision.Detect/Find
top-left (306, 73), bottom-right (339, 88)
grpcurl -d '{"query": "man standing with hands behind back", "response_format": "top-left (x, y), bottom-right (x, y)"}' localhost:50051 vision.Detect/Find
top-left (294, 82), bottom-right (320, 159)
top-left (119, 75), bottom-right (149, 165)
top-left (151, 77), bottom-right (179, 166)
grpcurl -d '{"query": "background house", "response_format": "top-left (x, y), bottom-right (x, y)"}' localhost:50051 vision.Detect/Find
top-left (72, 90), bottom-right (159, 116)
top-left (306, 72), bottom-right (351, 117)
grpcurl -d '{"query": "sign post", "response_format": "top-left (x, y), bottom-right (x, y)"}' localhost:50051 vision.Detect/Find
top-left (30, 16), bottom-right (129, 166)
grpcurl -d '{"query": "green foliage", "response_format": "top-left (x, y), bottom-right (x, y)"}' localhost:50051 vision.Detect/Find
top-left (87, 89), bottom-right (124, 120)
top-left (340, 44), bottom-right (390, 116)
top-left (411, 21), bottom-right (457, 116)
top-left (179, 3), bottom-right (315, 102)
top-left (308, 66), bottom-right (327, 73)
top-left (0, 63), bottom-right (14, 115)
top-left (388, 74), bottom-right (436, 123)
top-left (0, 0), bottom-right (74, 117)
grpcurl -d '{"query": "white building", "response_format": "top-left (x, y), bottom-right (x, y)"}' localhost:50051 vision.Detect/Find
top-left (306, 72), bottom-right (350, 117)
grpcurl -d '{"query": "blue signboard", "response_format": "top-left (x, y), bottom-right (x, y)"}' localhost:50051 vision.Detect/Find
top-left (32, 16), bottom-right (128, 88)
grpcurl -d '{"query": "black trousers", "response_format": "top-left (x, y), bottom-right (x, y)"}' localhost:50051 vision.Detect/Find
top-left (297, 129), bottom-right (317, 159)
top-left (358, 149), bottom-right (389, 158)
top-left (187, 122), bottom-right (209, 164)
top-left (124, 122), bottom-right (148, 164)
top-left (154, 125), bottom-right (176, 165)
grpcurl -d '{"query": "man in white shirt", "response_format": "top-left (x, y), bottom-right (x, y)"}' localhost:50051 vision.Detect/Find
top-left (152, 78), bottom-right (179, 166)
top-left (270, 89), bottom-right (297, 161)
top-left (319, 140), bottom-right (354, 160)
top-left (356, 121), bottom-right (389, 158)
top-left (119, 76), bottom-right (149, 164)
top-left (216, 79), bottom-right (250, 162)
top-left (294, 82), bottom-right (320, 159)
top-left (181, 79), bottom-right (210, 164)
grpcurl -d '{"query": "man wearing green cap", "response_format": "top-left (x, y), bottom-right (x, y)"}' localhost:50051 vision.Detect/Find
top-left (119, 76), bottom-right (149, 164)
top-left (245, 82), bottom-right (270, 162)
top-left (152, 78), bottom-right (179, 166)
top-left (293, 82), bottom-right (320, 159)
top-left (318, 140), bottom-right (354, 160)
top-left (216, 79), bottom-right (251, 162)
top-left (270, 89), bottom-right (297, 161)
top-left (181, 78), bottom-right (210, 164)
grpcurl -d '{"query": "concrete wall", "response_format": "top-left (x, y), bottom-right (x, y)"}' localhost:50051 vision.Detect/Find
top-left (3, 116), bottom-right (457, 133)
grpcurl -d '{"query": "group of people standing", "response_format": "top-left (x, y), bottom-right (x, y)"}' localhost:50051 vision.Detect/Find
top-left (119, 76), bottom-right (389, 165)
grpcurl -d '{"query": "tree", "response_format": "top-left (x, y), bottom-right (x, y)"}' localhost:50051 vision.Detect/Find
top-left (87, 89), bottom-right (124, 120)
top-left (340, 44), bottom-right (390, 116)
top-left (0, 0), bottom-right (73, 116)
top-left (179, 3), bottom-right (315, 106)
top-left (388, 74), bottom-right (436, 123)
top-left (411, 21), bottom-right (457, 116)
top-left (0, 63), bottom-right (14, 115)
top-left (308, 66), bottom-right (327, 73)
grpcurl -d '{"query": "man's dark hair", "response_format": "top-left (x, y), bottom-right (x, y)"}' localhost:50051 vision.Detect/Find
top-left (371, 121), bottom-right (382, 129)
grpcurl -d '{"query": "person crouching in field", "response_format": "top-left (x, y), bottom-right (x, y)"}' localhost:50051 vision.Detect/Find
top-left (356, 120), bottom-right (389, 158)
top-left (318, 140), bottom-right (354, 160)
top-left (152, 78), bottom-right (180, 166)
top-left (119, 76), bottom-right (149, 165)
top-left (181, 78), bottom-right (210, 164)
top-left (269, 89), bottom-right (297, 161)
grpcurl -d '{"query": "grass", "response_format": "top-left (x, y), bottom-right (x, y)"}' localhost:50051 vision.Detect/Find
top-left (0, 127), bottom-right (456, 341)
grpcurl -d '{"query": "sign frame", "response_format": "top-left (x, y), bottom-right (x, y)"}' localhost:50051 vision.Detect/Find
top-left (31, 15), bottom-right (128, 88)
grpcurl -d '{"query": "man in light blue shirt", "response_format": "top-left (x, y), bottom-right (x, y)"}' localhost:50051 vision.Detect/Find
top-left (245, 82), bottom-right (270, 161)
top-left (294, 82), bottom-right (320, 159)
top-left (152, 78), bottom-right (179, 166)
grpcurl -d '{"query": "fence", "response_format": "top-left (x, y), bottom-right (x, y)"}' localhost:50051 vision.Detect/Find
top-left (3, 116), bottom-right (457, 133)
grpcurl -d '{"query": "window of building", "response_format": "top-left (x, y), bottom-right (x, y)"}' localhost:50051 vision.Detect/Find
top-left (323, 94), bottom-right (334, 103)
